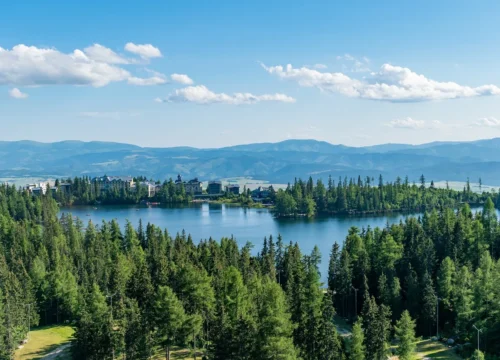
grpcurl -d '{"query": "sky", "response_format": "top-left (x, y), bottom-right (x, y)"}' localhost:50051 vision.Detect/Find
top-left (1, 0), bottom-right (500, 148)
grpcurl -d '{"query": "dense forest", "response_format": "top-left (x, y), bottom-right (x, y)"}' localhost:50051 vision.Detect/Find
top-left (1, 183), bottom-right (500, 359)
top-left (273, 175), bottom-right (497, 217)
top-left (52, 176), bottom-right (192, 205)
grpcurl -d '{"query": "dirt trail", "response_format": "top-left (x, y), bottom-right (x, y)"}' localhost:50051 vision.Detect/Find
top-left (42, 344), bottom-right (71, 359)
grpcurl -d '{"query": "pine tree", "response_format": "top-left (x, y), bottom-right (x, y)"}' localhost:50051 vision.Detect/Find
top-left (328, 242), bottom-right (340, 299)
top-left (395, 310), bottom-right (416, 360)
top-left (73, 284), bottom-right (113, 359)
top-left (420, 272), bottom-right (437, 336)
top-left (153, 286), bottom-right (188, 360)
top-left (453, 266), bottom-right (473, 335)
top-left (255, 278), bottom-right (298, 360)
top-left (350, 318), bottom-right (365, 360)
top-left (314, 295), bottom-right (343, 360)
top-left (0, 288), bottom-right (11, 360)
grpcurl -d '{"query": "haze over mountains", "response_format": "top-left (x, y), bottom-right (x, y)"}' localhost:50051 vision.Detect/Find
top-left (2, 138), bottom-right (500, 185)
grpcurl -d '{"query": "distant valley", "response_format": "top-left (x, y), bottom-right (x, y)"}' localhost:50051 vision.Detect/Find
top-left (2, 138), bottom-right (500, 185)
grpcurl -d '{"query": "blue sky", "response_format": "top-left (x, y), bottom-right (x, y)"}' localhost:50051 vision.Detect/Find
top-left (1, 0), bottom-right (500, 148)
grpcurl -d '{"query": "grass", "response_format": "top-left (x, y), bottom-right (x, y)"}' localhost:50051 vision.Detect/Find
top-left (389, 339), bottom-right (463, 360)
top-left (414, 339), bottom-right (462, 360)
top-left (14, 325), bottom-right (74, 360)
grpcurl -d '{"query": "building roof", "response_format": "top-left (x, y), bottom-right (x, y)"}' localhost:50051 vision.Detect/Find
top-left (92, 176), bottom-right (133, 182)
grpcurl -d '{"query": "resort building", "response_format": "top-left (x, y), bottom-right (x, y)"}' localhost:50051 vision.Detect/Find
top-left (251, 186), bottom-right (271, 200)
top-left (225, 184), bottom-right (240, 195)
top-left (207, 181), bottom-right (223, 195)
top-left (91, 176), bottom-right (135, 192)
top-left (175, 175), bottom-right (203, 195)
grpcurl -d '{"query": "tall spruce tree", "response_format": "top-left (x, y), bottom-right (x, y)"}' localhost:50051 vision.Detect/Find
top-left (395, 310), bottom-right (416, 360)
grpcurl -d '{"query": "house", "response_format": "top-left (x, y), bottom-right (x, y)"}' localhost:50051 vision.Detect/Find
top-left (225, 184), bottom-right (240, 195)
top-left (92, 176), bottom-right (134, 192)
top-left (251, 186), bottom-right (271, 199)
top-left (175, 175), bottom-right (202, 195)
top-left (207, 181), bottom-right (222, 195)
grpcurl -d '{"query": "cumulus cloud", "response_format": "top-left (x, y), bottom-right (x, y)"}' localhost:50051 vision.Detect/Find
top-left (9, 88), bottom-right (28, 99)
top-left (124, 43), bottom-right (162, 59)
top-left (0, 44), bottom-right (165, 88)
top-left (386, 117), bottom-right (426, 129)
top-left (472, 117), bottom-right (500, 127)
top-left (128, 76), bottom-right (167, 86)
top-left (157, 85), bottom-right (296, 105)
top-left (262, 63), bottom-right (500, 102)
top-left (83, 44), bottom-right (129, 64)
top-left (171, 73), bottom-right (194, 85)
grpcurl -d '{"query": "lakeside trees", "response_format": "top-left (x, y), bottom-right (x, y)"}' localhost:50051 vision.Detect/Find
top-left (1, 182), bottom-right (500, 359)
top-left (273, 175), bottom-right (496, 217)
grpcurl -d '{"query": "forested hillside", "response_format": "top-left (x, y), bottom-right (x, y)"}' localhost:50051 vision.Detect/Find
top-left (1, 184), bottom-right (500, 359)
top-left (4, 138), bottom-right (500, 184)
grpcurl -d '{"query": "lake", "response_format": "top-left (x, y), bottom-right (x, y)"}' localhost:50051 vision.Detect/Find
top-left (60, 203), bottom-right (492, 282)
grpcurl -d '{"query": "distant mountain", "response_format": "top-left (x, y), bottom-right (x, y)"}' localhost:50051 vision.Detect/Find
top-left (2, 138), bottom-right (500, 185)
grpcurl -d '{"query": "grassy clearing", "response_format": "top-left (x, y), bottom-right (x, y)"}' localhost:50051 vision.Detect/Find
top-left (14, 325), bottom-right (74, 360)
top-left (414, 339), bottom-right (462, 360)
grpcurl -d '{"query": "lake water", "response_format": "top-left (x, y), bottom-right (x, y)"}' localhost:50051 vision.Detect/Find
top-left (60, 204), bottom-right (493, 282)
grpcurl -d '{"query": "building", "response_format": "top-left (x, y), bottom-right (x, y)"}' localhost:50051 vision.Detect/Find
top-left (251, 186), bottom-right (271, 199)
top-left (58, 183), bottom-right (72, 193)
top-left (225, 184), bottom-right (240, 195)
top-left (25, 182), bottom-right (58, 196)
top-left (175, 175), bottom-right (202, 195)
top-left (136, 181), bottom-right (158, 198)
top-left (92, 176), bottom-right (134, 192)
top-left (208, 181), bottom-right (223, 195)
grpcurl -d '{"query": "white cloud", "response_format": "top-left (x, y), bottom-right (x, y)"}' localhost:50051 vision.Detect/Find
top-left (473, 117), bottom-right (500, 127)
top-left (262, 63), bottom-right (500, 102)
top-left (124, 43), bottom-right (162, 59)
top-left (386, 117), bottom-right (426, 129)
top-left (171, 73), bottom-right (194, 85)
top-left (385, 118), bottom-right (449, 130)
top-left (8, 87), bottom-right (28, 99)
top-left (336, 54), bottom-right (371, 72)
top-left (313, 64), bottom-right (327, 69)
top-left (83, 44), bottom-right (129, 64)
top-left (157, 85), bottom-right (296, 105)
top-left (78, 111), bottom-right (140, 119)
top-left (0, 44), bottom-right (165, 88)
top-left (128, 76), bottom-right (167, 86)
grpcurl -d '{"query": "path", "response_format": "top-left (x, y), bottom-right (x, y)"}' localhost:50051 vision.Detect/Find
top-left (42, 343), bottom-right (71, 360)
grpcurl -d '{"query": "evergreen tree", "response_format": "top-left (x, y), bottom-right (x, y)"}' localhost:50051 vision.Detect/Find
top-left (314, 295), bottom-right (343, 360)
top-left (395, 310), bottom-right (416, 360)
top-left (153, 286), bottom-right (188, 360)
top-left (350, 318), bottom-right (365, 360)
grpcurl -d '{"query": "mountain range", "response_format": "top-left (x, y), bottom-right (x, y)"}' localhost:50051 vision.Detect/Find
top-left (1, 138), bottom-right (500, 185)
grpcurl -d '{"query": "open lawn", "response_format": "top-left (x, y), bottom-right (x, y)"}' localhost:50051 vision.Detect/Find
top-left (414, 339), bottom-right (462, 360)
top-left (14, 325), bottom-right (74, 360)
